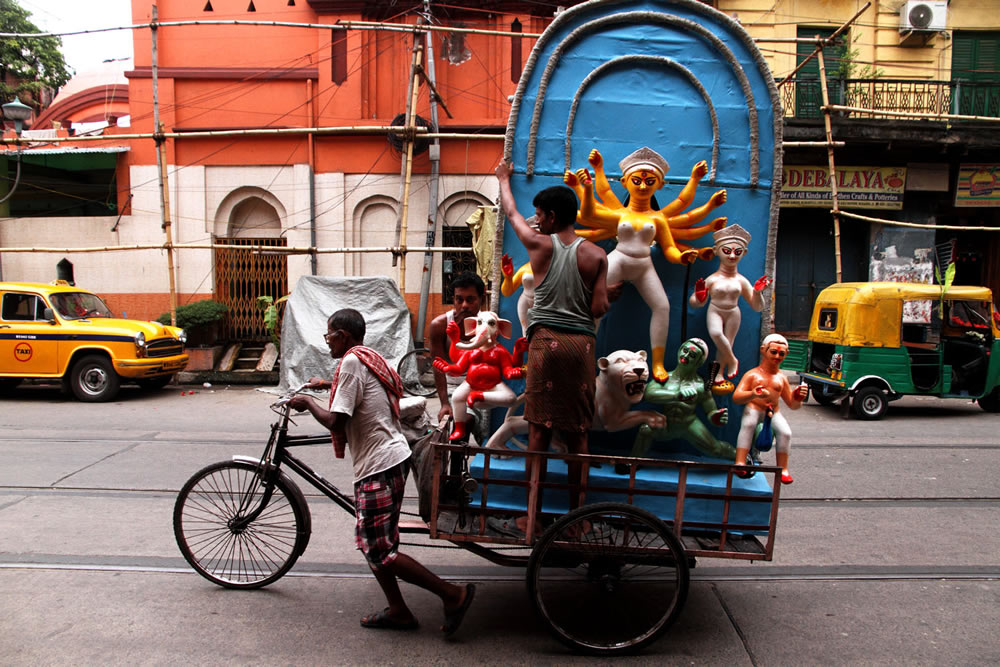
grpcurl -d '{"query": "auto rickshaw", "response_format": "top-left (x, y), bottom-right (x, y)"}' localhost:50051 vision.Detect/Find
top-left (792, 282), bottom-right (1000, 419)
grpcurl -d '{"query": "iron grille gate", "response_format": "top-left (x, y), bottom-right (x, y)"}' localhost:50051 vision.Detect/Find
top-left (215, 237), bottom-right (288, 342)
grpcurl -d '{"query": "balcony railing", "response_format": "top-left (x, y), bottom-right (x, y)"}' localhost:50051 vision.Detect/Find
top-left (782, 78), bottom-right (1000, 120)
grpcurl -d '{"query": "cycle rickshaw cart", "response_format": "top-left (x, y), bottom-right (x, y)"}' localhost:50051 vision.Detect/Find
top-left (174, 389), bottom-right (784, 656)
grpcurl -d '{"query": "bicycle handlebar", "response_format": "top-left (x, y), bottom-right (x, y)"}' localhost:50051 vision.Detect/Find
top-left (271, 382), bottom-right (314, 411)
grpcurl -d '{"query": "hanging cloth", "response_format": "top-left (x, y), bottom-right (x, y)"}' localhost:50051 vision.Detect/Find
top-left (465, 206), bottom-right (497, 283)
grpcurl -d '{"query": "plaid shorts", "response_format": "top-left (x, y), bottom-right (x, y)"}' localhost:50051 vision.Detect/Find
top-left (354, 460), bottom-right (409, 569)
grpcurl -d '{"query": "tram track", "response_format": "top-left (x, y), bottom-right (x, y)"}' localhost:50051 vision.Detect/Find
top-left (1, 557), bottom-right (998, 583)
top-left (2, 483), bottom-right (999, 507)
top-left (5, 435), bottom-right (1000, 448)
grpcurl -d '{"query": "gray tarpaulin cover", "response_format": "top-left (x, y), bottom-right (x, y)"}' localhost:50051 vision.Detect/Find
top-left (277, 275), bottom-right (417, 392)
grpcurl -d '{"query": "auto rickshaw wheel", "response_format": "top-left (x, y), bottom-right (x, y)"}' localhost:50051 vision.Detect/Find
top-left (852, 386), bottom-right (888, 420)
top-left (977, 387), bottom-right (1000, 413)
top-left (808, 381), bottom-right (843, 407)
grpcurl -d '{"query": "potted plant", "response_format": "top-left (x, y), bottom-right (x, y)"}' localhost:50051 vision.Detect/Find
top-left (157, 300), bottom-right (228, 370)
top-left (257, 295), bottom-right (289, 353)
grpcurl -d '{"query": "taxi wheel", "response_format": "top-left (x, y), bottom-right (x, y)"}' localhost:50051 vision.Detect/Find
top-left (852, 386), bottom-right (887, 420)
top-left (70, 355), bottom-right (120, 402)
top-left (0, 378), bottom-right (21, 393)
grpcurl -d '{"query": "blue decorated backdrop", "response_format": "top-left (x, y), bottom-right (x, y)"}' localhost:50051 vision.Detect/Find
top-left (497, 0), bottom-right (782, 455)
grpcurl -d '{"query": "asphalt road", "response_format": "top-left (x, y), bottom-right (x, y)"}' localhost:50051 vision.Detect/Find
top-left (1, 381), bottom-right (998, 665)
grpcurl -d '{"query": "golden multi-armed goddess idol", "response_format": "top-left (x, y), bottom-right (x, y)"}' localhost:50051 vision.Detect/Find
top-left (564, 146), bottom-right (727, 381)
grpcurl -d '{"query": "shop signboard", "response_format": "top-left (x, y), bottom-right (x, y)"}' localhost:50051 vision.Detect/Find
top-left (955, 164), bottom-right (1000, 207)
top-left (780, 165), bottom-right (906, 209)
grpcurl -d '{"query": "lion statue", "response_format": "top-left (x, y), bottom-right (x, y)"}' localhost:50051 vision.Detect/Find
top-left (484, 349), bottom-right (665, 453)
top-left (594, 349), bottom-right (666, 432)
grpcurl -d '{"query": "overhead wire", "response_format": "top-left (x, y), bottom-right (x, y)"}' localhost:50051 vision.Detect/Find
top-left (5, 7), bottom-right (994, 282)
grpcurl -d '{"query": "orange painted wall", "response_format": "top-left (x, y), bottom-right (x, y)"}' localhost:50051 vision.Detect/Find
top-left (120, 1), bottom-right (553, 335)
top-left (101, 292), bottom-right (201, 322)
top-left (126, 1), bottom-right (536, 174)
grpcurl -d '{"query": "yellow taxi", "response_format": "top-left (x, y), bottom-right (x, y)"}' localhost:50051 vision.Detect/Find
top-left (0, 281), bottom-right (189, 401)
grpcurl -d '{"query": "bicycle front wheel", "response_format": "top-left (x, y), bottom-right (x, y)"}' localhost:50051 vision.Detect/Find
top-left (174, 460), bottom-right (309, 589)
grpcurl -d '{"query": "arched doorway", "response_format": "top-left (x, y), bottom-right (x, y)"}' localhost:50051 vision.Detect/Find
top-left (214, 190), bottom-right (288, 341)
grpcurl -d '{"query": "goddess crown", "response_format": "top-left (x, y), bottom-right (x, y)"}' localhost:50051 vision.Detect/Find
top-left (618, 146), bottom-right (670, 178)
top-left (713, 223), bottom-right (751, 247)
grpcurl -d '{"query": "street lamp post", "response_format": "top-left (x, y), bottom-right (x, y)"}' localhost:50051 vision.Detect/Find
top-left (0, 96), bottom-right (32, 281)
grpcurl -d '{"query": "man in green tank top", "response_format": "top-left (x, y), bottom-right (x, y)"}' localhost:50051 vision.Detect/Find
top-left (496, 160), bottom-right (614, 536)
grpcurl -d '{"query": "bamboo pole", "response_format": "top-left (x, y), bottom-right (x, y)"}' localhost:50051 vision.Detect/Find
top-left (3, 18), bottom-right (852, 43)
top-left (307, 78), bottom-right (317, 275)
top-left (151, 5), bottom-right (179, 327)
top-left (417, 8), bottom-right (443, 347)
top-left (392, 34), bottom-right (421, 273)
top-left (836, 210), bottom-right (998, 231)
top-left (784, 141), bottom-right (846, 147)
top-left (824, 105), bottom-right (1000, 123)
top-left (397, 41), bottom-right (424, 295)
top-left (0, 19), bottom-right (544, 40)
top-left (0, 127), bottom-right (511, 146)
top-left (0, 244), bottom-right (475, 253)
top-left (817, 46), bottom-right (843, 283)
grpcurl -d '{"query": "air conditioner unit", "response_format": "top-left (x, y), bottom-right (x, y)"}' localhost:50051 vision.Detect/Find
top-left (900, 0), bottom-right (947, 33)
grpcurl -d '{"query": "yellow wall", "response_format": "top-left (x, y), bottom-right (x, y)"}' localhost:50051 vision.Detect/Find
top-left (719, 0), bottom-right (997, 82)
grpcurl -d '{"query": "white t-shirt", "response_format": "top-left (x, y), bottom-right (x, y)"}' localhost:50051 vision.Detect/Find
top-left (330, 354), bottom-right (411, 482)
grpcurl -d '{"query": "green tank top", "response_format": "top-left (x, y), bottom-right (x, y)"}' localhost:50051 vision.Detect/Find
top-left (527, 235), bottom-right (596, 338)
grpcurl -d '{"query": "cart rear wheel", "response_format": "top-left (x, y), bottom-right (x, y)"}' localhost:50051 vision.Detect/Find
top-left (526, 502), bottom-right (689, 655)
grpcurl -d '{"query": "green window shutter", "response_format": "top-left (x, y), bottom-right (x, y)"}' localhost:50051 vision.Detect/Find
top-left (795, 27), bottom-right (844, 118)
top-left (952, 32), bottom-right (1000, 117)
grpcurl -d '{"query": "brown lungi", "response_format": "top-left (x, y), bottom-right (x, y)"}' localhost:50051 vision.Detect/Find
top-left (524, 326), bottom-right (596, 432)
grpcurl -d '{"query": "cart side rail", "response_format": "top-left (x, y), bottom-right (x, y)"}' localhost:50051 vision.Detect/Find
top-left (429, 444), bottom-right (781, 561)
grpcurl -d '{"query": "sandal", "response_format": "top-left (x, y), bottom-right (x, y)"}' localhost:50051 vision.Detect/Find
top-left (360, 608), bottom-right (419, 630)
top-left (442, 583), bottom-right (476, 637)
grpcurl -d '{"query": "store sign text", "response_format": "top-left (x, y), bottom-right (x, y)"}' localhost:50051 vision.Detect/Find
top-left (780, 166), bottom-right (905, 210)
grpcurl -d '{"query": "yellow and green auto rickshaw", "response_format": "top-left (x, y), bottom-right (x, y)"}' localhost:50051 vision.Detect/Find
top-left (792, 282), bottom-right (1000, 420)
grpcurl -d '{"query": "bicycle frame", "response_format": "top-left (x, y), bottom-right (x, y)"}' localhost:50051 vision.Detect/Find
top-left (230, 398), bottom-right (355, 532)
